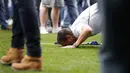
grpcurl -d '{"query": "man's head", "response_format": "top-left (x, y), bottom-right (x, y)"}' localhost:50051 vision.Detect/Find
top-left (57, 28), bottom-right (77, 46)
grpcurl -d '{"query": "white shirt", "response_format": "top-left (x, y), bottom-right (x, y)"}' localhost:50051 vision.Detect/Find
top-left (69, 3), bottom-right (101, 38)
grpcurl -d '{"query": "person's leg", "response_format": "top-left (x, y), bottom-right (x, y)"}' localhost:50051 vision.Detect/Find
top-left (99, 0), bottom-right (130, 73)
top-left (69, 0), bottom-right (79, 24)
top-left (77, 0), bottom-right (83, 14)
top-left (35, 0), bottom-right (41, 27)
top-left (16, 0), bottom-right (41, 57)
top-left (62, 0), bottom-right (79, 27)
top-left (39, 2), bottom-right (49, 34)
top-left (0, 0), bottom-right (9, 30)
top-left (4, 0), bottom-right (10, 20)
top-left (82, 0), bottom-right (88, 11)
top-left (51, 7), bottom-right (60, 33)
top-left (6, 0), bottom-right (14, 26)
top-left (90, 0), bottom-right (97, 5)
top-left (11, 0), bottom-right (42, 70)
top-left (51, 0), bottom-right (64, 33)
top-left (35, 0), bottom-right (41, 13)
top-left (60, 7), bottom-right (64, 26)
top-left (46, 8), bottom-right (53, 33)
top-left (11, 1), bottom-right (24, 49)
top-left (47, 8), bottom-right (52, 27)
top-left (61, 6), bottom-right (71, 28)
top-left (9, 0), bottom-right (13, 18)
top-left (0, 0), bottom-right (24, 64)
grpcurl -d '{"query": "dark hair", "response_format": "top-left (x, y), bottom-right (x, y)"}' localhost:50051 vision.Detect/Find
top-left (57, 28), bottom-right (73, 43)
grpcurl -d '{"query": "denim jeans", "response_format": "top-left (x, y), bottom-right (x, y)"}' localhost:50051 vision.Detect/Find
top-left (77, 0), bottom-right (88, 14)
top-left (7, 0), bottom-right (14, 19)
top-left (11, 0), bottom-right (41, 57)
top-left (0, 0), bottom-right (8, 29)
top-left (61, 0), bottom-right (79, 27)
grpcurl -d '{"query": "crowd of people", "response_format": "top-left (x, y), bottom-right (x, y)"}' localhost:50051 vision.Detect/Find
top-left (0, 0), bottom-right (97, 32)
top-left (0, 0), bottom-right (101, 71)
top-left (39, 0), bottom-right (97, 34)
top-left (1, 0), bottom-right (130, 73)
top-left (0, 0), bottom-right (98, 71)
top-left (0, 0), bottom-right (99, 47)
top-left (1, 0), bottom-right (128, 73)
top-left (0, 0), bottom-right (13, 30)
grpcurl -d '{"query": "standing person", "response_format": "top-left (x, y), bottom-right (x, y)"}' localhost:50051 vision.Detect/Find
top-left (98, 0), bottom-right (130, 73)
top-left (90, 0), bottom-right (97, 5)
top-left (4, 0), bottom-right (14, 26)
top-left (35, 0), bottom-right (41, 27)
top-left (77, 0), bottom-right (88, 14)
top-left (60, 0), bottom-right (79, 28)
top-left (0, 0), bottom-right (42, 71)
top-left (36, 0), bottom-right (41, 13)
top-left (4, 0), bottom-right (9, 20)
top-left (0, 0), bottom-right (10, 30)
top-left (77, 0), bottom-right (97, 14)
top-left (39, 0), bottom-right (64, 34)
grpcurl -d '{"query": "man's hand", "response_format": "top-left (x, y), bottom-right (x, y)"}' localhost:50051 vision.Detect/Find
top-left (61, 45), bottom-right (76, 48)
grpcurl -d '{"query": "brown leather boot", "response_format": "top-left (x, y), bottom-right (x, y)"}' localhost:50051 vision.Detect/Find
top-left (0, 48), bottom-right (24, 64)
top-left (11, 55), bottom-right (42, 71)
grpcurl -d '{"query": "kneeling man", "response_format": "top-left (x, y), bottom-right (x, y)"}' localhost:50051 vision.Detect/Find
top-left (57, 3), bottom-right (102, 48)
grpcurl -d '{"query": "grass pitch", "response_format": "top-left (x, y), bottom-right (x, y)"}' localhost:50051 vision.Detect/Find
top-left (0, 30), bottom-right (101, 73)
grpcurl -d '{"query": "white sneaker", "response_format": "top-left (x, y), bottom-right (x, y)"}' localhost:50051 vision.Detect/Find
top-left (40, 27), bottom-right (48, 34)
top-left (52, 27), bottom-right (61, 33)
top-left (46, 26), bottom-right (52, 33)
top-left (6, 18), bottom-right (13, 25)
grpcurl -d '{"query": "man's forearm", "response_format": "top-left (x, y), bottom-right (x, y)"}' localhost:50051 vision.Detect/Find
top-left (73, 25), bottom-right (92, 47)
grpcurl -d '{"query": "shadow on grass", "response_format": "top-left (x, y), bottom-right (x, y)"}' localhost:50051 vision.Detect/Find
top-left (77, 45), bottom-right (102, 49)
top-left (0, 63), bottom-right (11, 66)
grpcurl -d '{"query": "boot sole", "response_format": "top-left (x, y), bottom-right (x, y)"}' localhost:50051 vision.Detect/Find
top-left (0, 59), bottom-right (21, 65)
top-left (11, 66), bottom-right (42, 71)
top-left (0, 60), bottom-right (12, 65)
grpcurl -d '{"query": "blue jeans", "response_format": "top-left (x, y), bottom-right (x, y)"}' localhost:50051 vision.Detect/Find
top-left (8, 0), bottom-right (14, 19)
top-left (77, 0), bottom-right (97, 14)
top-left (61, 0), bottom-right (79, 27)
top-left (0, 0), bottom-right (8, 29)
top-left (77, 0), bottom-right (88, 14)
top-left (11, 0), bottom-right (41, 57)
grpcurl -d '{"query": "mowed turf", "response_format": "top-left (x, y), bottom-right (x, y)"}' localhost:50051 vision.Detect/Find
top-left (0, 30), bottom-right (102, 73)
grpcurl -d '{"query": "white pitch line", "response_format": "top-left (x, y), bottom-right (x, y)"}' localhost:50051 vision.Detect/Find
top-left (40, 42), bottom-right (55, 45)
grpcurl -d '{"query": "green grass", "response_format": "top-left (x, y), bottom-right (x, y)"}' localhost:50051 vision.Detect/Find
top-left (0, 30), bottom-right (102, 73)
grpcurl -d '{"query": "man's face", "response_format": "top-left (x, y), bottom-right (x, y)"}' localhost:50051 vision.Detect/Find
top-left (59, 35), bottom-right (76, 46)
top-left (60, 41), bottom-right (73, 46)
